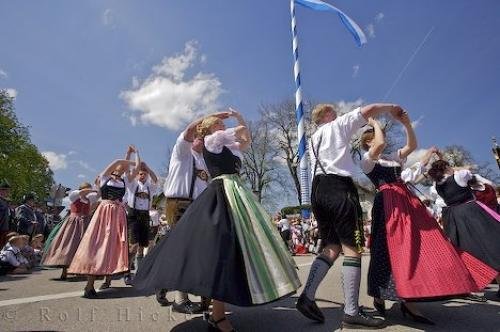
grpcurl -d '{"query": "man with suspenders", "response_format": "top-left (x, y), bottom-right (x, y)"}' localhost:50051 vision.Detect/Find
top-left (156, 112), bottom-right (228, 314)
top-left (296, 103), bottom-right (404, 329)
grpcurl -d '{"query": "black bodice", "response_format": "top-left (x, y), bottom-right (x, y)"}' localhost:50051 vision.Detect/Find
top-left (100, 178), bottom-right (126, 201)
top-left (436, 175), bottom-right (474, 206)
top-left (203, 146), bottom-right (241, 178)
top-left (365, 163), bottom-right (402, 189)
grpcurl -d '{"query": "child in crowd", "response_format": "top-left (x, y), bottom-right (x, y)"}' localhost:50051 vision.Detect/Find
top-left (0, 235), bottom-right (31, 274)
top-left (31, 234), bottom-right (44, 265)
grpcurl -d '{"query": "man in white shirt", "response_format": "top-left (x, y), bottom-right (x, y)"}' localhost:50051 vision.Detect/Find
top-left (123, 146), bottom-right (158, 285)
top-left (156, 112), bottom-right (228, 314)
top-left (297, 103), bottom-right (404, 329)
top-left (277, 216), bottom-right (292, 252)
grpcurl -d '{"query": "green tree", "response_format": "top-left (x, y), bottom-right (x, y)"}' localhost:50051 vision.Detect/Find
top-left (0, 89), bottom-right (54, 203)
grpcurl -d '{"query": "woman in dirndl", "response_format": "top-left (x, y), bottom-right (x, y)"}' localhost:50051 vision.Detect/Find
top-left (41, 182), bottom-right (98, 279)
top-left (68, 159), bottom-right (136, 298)
top-left (134, 109), bottom-right (300, 332)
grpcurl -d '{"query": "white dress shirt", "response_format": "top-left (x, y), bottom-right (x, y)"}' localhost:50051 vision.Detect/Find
top-left (126, 179), bottom-right (157, 211)
top-left (163, 131), bottom-right (209, 200)
top-left (309, 107), bottom-right (367, 177)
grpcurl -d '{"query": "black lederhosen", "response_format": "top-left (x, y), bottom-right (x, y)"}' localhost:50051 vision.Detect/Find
top-left (127, 207), bottom-right (150, 247)
top-left (311, 173), bottom-right (364, 249)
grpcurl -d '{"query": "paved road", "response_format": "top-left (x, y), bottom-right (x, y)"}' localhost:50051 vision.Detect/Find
top-left (1, 255), bottom-right (499, 331)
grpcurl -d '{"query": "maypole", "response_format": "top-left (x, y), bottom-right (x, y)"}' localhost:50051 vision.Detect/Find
top-left (290, 0), bottom-right (310, 205)
top-left (290, 0), bottom-right (367, 204)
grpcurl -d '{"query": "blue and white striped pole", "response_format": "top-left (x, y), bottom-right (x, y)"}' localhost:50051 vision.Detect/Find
top-left (290, 0), bottom-right (367, 205)
top-left (290, 0), bottom-right (310, 205)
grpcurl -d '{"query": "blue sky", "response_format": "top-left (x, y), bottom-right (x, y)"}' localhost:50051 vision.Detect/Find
top-left (1, 0), bottom-right (499, 200)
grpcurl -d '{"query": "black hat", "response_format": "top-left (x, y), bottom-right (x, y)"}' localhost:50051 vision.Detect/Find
top-left (0, 179), bottom-right (11, 189)
top-left (22, 192), bottom-right (36, 203)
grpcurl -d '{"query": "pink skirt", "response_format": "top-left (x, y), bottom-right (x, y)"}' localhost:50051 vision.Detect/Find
top-left (68, 200), bottom-right (128, 275)
top-left (41, 213), bottom-right (90, 267)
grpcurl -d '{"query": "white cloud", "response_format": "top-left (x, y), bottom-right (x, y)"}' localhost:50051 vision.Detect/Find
top-left (120, 41), bottom-right (223, 131)
top-left (74, 160), bottom-right (97, 173)
top-left (0, 69), bottom-right (7, 79)
top-left (68, 150), bottom-right (77, 156)
top-left (5, 88), bottom-right (17, 98)
top-left (352, 65), bottom-right (360, 78)
top-left (42, 151), bottom-right (68, 171)
top-left (102, 9), bottom-right (116, 28)
top-left (375, 12), bottom-right (385, 22)
top-left (77, 174), bottom-right (87, 179)
top-left (411, 115), bottom-right (424, 129)
top-left (366, 24), bottom-right (376, 38)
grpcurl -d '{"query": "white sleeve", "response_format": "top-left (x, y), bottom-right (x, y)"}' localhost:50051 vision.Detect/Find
top-left (401, 161), bottom-right (424, 183)
top-left (68, 190), bottom-right (80, 203)
top-left (204, 128), bottom-right (239, 153)
top-left (335, 107), bottom-right (367, 138)
top-left (173, 131), bottom-right (193, 160)
top-left (454, 170), bottom-right (473, 187)
top-left (99, 175), bottom-right (110, 187)
top-left (360, 152), bottom-right (377, 174)
top-left (86, 192), bottom-right (99, 205)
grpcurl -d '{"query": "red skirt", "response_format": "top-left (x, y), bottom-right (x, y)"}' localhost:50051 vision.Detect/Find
top-left (380, 182), bottom-right (496, 299)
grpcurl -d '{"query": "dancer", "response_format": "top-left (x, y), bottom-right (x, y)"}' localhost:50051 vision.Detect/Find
top-left (68, 158), bottom-right (136, 298)
top-left (41, 182), bottom-right (98, 280)
top-left (123, 145), bottom-right (158, 285)
top-left (360, 115), bottom-right (497, 324)
top-left (134, 109), bottom-right (300, 332)
top-left (428, 160), bottom-right (500, 296)
top-left (296, 103), bottom-right (420, 329)
top-left (153, 113), bottom-right (216, 313)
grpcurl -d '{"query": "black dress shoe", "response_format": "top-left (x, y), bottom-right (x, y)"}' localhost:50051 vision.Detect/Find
top-left (82, 288), bottom-right (98, 299)
top-left (172, 300), bottom-right (202, 314)
top-left (400, 303), bottom-right (434, 325)
top-left (155, 289), bottom-right (170, 306)
top-left (373, 299), bottom-right (386, 317)
top-left (296, 293), bottom-right (325, 323)
top-left (342, 311), bottom-right (386, 329)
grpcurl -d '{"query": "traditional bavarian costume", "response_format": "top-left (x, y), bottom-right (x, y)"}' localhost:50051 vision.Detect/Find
top-left (134, 128), bottom-right (300, 306)
top-left (126, 179), bottom-right (156, 248)
top-left (42, 190), bottom-right (97, 268)
top-left (68, 176), bottom-right (129, 276)
top-left (434, 170), bottom-right (500, 271)
top-left (152, 131), bottom-right (210, 310)
top-left (361, 151), bottom-right (496, 301)
top-left (161, 131), bottom-right (210, 237)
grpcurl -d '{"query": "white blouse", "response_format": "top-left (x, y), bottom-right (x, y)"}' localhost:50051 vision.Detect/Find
top-left (68, 190), bottom-right (99, 205)
top-left (360, 150), bottom-right (404, 174)
top-left (204, 128), bottom-right (243, 159)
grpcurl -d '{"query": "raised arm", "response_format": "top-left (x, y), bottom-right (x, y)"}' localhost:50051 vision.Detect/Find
top-left (419, 146), bottom-right (439, 168)
top-left (395, 112), bottom-right (417, 159)
top-left (101, 159), bottom-right (134, 177)
top-left (360, 103), bottom-right (405, 120)
top-left (367, 118), bottom-right (385, 160)
top-left (144, 162), bottom-right (158, 183)
top-left (127, 149), bottom-right (141, 182)
top-left (229, 108), bottom-right (252, 150)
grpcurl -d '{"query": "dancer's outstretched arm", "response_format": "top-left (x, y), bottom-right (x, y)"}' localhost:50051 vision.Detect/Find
top-left (228, 108), bottom-right (251, 150)
top-left (101, 159), bottom-right (135, 176)
top-left (395, 112), bottom-right (417, 159)
top-left (367, 117), bottom-right (385, 160)
top-left (360, 103), bottom-right (404, 120)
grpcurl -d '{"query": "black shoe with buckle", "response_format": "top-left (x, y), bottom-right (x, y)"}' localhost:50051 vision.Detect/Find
top-left (342, 310), bottom-right (386, 329)
top-left (172, 300), bottom-right (202, 314)
top-left (296, 293), bottom-right (325, 323)
top-left (155, 289), bottom-right (170, 306)
top-left (464, 294), bottom-right (487, 302)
